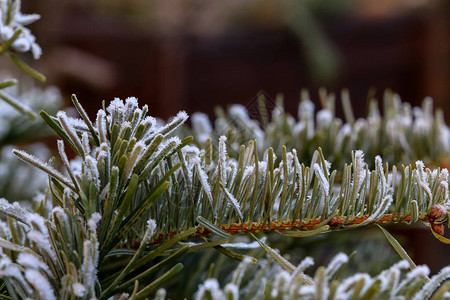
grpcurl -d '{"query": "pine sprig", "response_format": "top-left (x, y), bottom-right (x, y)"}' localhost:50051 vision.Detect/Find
top-left (1, 94), bottom-right (449, 299)
top-left (3, 96), bottom-right (193, 298)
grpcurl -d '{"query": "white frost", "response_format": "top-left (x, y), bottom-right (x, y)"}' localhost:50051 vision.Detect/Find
top-left (72, 282), bottom-right (86, 297)
top-left (87, 212), bottom-right (102, 233)
top-left (25, 269), bottom-right (56, 300)
top-left (17, 253), bottom-right (50, 275)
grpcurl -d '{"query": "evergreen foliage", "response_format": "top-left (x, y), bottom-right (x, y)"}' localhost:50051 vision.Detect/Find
top-left (0, 1), bottom-right (449, 299)
top-left (0, 94), bottom-right (447, 299)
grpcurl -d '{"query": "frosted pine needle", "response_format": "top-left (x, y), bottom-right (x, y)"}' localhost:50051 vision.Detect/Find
top-left (375, 156), bottom-right (387, 198)
top-left (191, 112), bottom-right (212, 144)
top-left (122, 141), bottom-right (144, 180)
top-left (81, 132), bottom-right (91, 154)
top-left (25, 269), bottom-right (56, 300)
top-left (317, 109), bottom-right (333, 129)
top-left (143, 219), bottom-right (157, 242)
top-left (298, 285), bottom-right (316, 297)
top-left (360, 195), bottom-right (393, 225)
top-left (413, 265), bottom-right (450, 300)
top-left (353, 150), bottom-right (366, 189)
top-left (27, 213), bottom-right (48, 236)
top-left (194, 158), bottom-right (213, 207)
top-left (195, 279), bottom-right (224, 300)
top-left (82, 239), bottom-right (99, 297)
top-left (335, 273), bottom-right (371, 299)
top-left (220, 183), bottom-right (244, 221)
top-left (0, 198), bottom-right (30, 224)
top-left (157, 110), bottom-right (188, 137)
top-left (292, 257), bottom-right (314, 278)
top-left (393, 265), bottom-right (429, 296)
top-left (224, 283), bottom-right (239, 300)
top-left (87, 212), bottom-right (102, 233)
top-left (222, 239), bottom-right (262, 249)
top-left (219, 136), bottom-right (228, 184)
top-left (57, 140), bottom-right (72, 172)
top-left (17, 253), bottom-right (50, 275)
top-left (96, 110), bottom-right (108, 144)
top-left (72, 283), bottom-right (86, 297)
top-left (325, 253), bottom-right (348, 278)
top-left (84, 155), bottom-right (99, 185)
top-left (231, 256), bottom-right (254, 286)
top-left (12, 149), bottom-right (76, 191)
top-left (57, 111), bottom-right (85, 157)
top-left (27, 230), bottom-right (56, 263)
top-left (272, 271), bottom-right (291, 298)
top-left (314, 163), bottom-right (330, 195)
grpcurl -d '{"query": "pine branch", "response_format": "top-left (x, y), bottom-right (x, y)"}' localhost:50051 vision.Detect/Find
top-left (3, 93), bottom-right (450, 299)
top-left (144, 213), bottom-right (437, 247)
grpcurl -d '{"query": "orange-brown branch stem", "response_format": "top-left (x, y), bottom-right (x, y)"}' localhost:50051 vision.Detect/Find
top-left (143, 214), bottom-right (435, 247)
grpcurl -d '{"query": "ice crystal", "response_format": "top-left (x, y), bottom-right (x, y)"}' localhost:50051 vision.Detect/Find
top-left (143, 219), bottom-right (157, 242)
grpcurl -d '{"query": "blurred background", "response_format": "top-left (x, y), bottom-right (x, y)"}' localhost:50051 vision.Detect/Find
top-left (22, 0), bottom-right (450, 120)
top-left (13, 0), bottom-right (450, 277)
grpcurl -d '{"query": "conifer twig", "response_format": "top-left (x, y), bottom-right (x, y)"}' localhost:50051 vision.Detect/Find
top-left (147, 213), bottom-right (439, 247)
